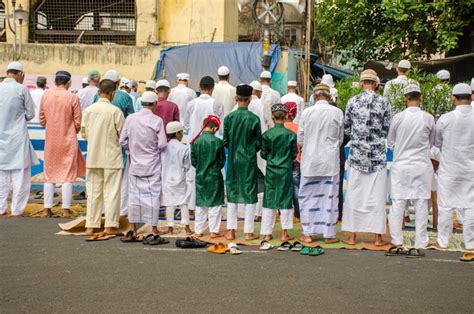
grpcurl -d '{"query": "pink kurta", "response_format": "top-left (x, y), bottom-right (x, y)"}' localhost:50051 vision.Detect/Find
top-left (40, 86), bottom-right (86, 183)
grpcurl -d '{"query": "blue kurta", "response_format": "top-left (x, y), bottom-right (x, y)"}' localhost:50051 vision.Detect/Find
top-left (93, 89), bottom-right (134, 118)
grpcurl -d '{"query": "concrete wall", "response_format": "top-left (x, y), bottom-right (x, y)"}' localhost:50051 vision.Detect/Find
top-left (0, 43), bottom-right (162, 81)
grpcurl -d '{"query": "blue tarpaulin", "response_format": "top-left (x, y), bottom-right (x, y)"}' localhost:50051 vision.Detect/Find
top-left (312, 62), bottom-right (354, 81)
top-left (154, 42), bottom-right (281, 90)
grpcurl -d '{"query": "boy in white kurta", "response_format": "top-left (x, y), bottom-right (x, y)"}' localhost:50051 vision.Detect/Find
top-left (387, 84), bottom-right (435, 249)
top-left (161, 121), bottom-right (192, 235)
top-left (430, 83), bottom-right (474, 261)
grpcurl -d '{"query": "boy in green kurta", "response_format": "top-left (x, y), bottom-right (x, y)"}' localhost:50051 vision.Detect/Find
top-left (191, 115), bottom-right (226, 238)
top-left (224, 84), bottom-right (262, 240)
top-left (260, 104), bottom-right (298, 241)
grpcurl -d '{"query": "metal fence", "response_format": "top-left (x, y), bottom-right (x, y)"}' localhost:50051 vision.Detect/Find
top-left (29, 0), bottom-right (136, 45)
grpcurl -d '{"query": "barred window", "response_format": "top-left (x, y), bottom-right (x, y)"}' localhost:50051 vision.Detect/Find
top-left (29, 0), bottom-right (136, 45)
top-left (0, 2), bottom-right (6, 42)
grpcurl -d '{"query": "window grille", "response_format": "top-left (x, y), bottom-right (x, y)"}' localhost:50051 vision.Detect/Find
top-left (0, 2), bottom-right (6, 42)
top-left (29, 0), bottom-right (136, 45)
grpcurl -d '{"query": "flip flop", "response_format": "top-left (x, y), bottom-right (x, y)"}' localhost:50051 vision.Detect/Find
top-left (208, 242), bottom-right (227, 254)
top-left (228, 243), bottom-right (242, 255)
top-left (148, 235), bottom-right (170, 246)
top-left (142, 234), bottom-right (155, 245)
top-left (85, 232), bottom-right (109, 241)
top-left (406, 248), bottom-right (425, 258)
top-left (384, 246), bottom-right (408, 256)
top-left (277, 241), bottom-right (293, 251)
top-left (308, 247), bottom-right (325, 256)
top-left (259, 240), bottom-right (274, 251)
top-left (300, 246), bottom-right (312, 255)
top-left (120, 231), bottom-right (143, 243)
top-left (460, 252), bottom-right (474, 262)
top-left (291, 241), bottom-right (304, 252)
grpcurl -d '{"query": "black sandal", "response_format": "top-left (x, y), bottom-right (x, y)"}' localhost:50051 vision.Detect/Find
top-left (406, 248), bottom-right (425, 258)
top-left (384, 246), bottom-right (407, 256)
top-left (148, 235), bottom-right (170, 246)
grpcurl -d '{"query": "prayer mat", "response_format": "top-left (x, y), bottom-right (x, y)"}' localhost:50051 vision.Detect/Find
top-left (56, 216), bottom-right (130, 236)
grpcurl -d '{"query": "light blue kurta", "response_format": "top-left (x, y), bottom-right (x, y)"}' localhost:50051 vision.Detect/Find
top-left (0, 78), bottom-right (39, 170)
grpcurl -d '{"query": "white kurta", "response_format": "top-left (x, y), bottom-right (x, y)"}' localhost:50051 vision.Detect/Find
top-left (0, 78), bottom-right (39, 170)
top-left (298, 100), bottom-right (344, 177)
top-left (161, 139), bottom-right (190, 206)
top-left (212, 81), bottom-right (236, 116)
top-left (184, 94), bottom-right (224, 140)
top-left (281, 91), bottom-right (305, 123)
top-left (77, 86), bottom-right (99, 112)
top-left (30, 88), bottom-right (45, 123)
top-left (261, 85), bottom-right (280, 129)
top-left (168, 84), bottom-right (197, 123)
top-left (387, 107), bottom-right (435, 199)
top-left (434, 105), bottom-right (474, 208)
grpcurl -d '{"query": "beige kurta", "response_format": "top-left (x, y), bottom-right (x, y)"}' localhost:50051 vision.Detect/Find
top-left (40, 86), bottom-right (86, 183)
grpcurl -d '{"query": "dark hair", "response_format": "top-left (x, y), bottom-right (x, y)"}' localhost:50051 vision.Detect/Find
top-left (236, 95), bottom-right (251, 102)
top-left (200, 76), bottom-right (215, 90)
top-left (218, 74), bottom-right (229, 81)
top-left (145, 87), bottom-right (155, 92)
top-left (99, 79), bottom-right (117, 94)
top-left (82, 83), bottom-right (88, 88)
top-left (362, 80), bottom-right (376, 85)
top-left (454, 94), bottom-right (471, 100)
top-left (6, 69), bottom-right (21, 75)
top-left (260, 78), bottom-right (271, 83)
top-left (168, 132), bottom-right (178, 139)
top-left (142, 102), bottom-right (154, 107)
top-left (156, 86), bottom-right (170, 93)
top-left (398, 67), bottom-right (409, 73)
top-left (405, 91), bottom-right (421, 101)
top-left (273, 110), bottom-right (286, 120)
top-left (206, 121), bottom-right (219, 128)
top-left (55, 76), bottom-right (70, 86)
top-left (37, 81), bottom-right (46, 89)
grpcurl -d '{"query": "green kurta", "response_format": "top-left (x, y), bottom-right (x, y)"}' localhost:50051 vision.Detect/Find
top-left (224, 107), bottom-right (262, 204)
top-left (191, 131), bottom-right (226, 207)
top-left (261, 123), bottom-right (298, 209)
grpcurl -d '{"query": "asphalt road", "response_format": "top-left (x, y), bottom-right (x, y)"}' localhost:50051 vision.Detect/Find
top-left (0, 218), bottom-right (473, 313)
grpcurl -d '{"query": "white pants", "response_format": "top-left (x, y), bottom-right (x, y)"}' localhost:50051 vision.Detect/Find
top-left (44, 182), bottom-right (73, 209)
top-left (195, 206), bottom-right (222, 234)
top-left (120, 160), bottom-right (130, 216)
top-left (0, 166), bottom-right (31, 215)
top-left (438, 207), bottom-right (474, 250)
top-left (255, 192), bottom-right (263, 217)
top-left (166, 205), bottom-right (190, 227)
top-left (227, 202), bottom-right (256, 234)
top-left (260, 208), bottom-right (293, 235)
top-left (389, 199), bottom-right (429, 248)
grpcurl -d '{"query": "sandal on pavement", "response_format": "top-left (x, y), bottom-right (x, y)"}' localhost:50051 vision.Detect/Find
top-left (300, 246), bottom-right (312, 255)
top-left (120, 230), bottom-right (143, 243)
top-left (228, 243), bottom-right (242, 255)
top-left (384, 246), bottom-right (408, 256)
top-left (176, 237), bottom-right (208, 248)
top-left (142, 234), bottom-right (155, 245)
top-left (406, 248), bottom-right (425, 258)
top-left (148, 235), bottom-right (170, 246)
top-left (291, 241), bottom-right (304, 252)
top-left (259, 240), bottom-right (274, 251)
top-left (208, 242), bottom-right (227, 254)
top-left (460, 252), bottom-right (474, 262)
top-left (308, 247), bottom-right (325, 256)
top-left (86, 232), bottom-right (110, 242)
top-left (277, 241), bottom-right (293, 251)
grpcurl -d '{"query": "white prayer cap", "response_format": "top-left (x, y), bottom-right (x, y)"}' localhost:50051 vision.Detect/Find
top-left (249, 80), bottom-right (262, 91)
top-left (218, 66), bottom-right (230, 76)
top-left (177, 73), bottom-right (190, 81)
top-left (141, 91), bottom-right (158, 103)
top-left (436, 69), bottom-right (450, 81)
top-left (452, 83), bottom-right (472, 96)
top-left (82, 77), bottom-right (89, 84)
top-left (403, 83), bottom-right (421, 95)
top-left (166, 121), bottom-right (184, 134)
top-left (156, 79), bottom-right (171, 89)
top-left (397, 59), bottom-right (411, 69)
top-left (260, 71), bottom-right (272, 79)
top-left (7, 61), bottom-right (23, 72)
top-left (145, 80), bottom-right (156, 89)
top-left (321, 74), bottom-right (335, 87)
top-left (287, 80), bottom-right (298, 87)
top-left (104, 70), bottom-right (120, 82)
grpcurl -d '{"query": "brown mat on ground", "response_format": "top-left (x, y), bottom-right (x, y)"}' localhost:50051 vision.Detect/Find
top-left (56, 216), bottom-right (130, 236)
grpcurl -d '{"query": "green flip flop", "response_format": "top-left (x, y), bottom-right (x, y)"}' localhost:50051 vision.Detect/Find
top-left (300, 246), bottom-right (312, 255)
top-left (309, 247), bottom-right (325, 256)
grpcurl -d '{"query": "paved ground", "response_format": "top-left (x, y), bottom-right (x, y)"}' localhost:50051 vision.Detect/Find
top-left (0, 218), bottom-right (473, 313)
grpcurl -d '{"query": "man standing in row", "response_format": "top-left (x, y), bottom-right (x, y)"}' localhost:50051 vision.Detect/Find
top-left (30, 76), bottom-right (47, 123)
top-left (169, 73), bottom-right (196, 122)
top-left (387, 84), bottom-right (434, 249)
top-left (431, 83), bottom-right (474, 262)
top-left (342, 70), bottom-right (391, 246)
top-left (78, 69), bottom-right (100, 112)
top-left (154, 79), bottom-right (180, 130)
top-left (260, 71), bottom-right (280, 130)
top-left (0, 62), bottom-right (38, 216)
top-left (280, 80), bottom-right (305, 123)
top-left (212, 66), bottom-right (236, 116)
top-left (298, 84), bottom-right (344, 243)
top-left (224, 85), bottom-right (261, 240)
top-left (82, 79), bottom-right (124, 235)
top-left (40, 71), bottom-right (86, 217)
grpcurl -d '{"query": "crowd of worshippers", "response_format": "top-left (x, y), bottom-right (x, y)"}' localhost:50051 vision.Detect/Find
top-left (0, 60), bottom-right (473, 260)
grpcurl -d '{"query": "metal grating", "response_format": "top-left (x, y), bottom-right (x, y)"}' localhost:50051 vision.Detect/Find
top-left (29, 0), bottom-right (136, 45)
top-left (0, 2), bottom-right (6, 42)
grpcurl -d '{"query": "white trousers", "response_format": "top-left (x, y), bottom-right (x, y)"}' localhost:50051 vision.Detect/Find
top-left (0, 166), bottom-right (31, 215)
top-left (44, 182), bottom-right (73, 209)
top-left (166, 205), bottom-right (190, 227)
top-left (120, 160), bottom-right (130, 216)
top-left (255, 192), bottom-right (263, 217)
top-left (438, 207), bottom-right (474, 250)
top-left (227, 202), bottom-right (256, 234)
top-left (260, 208), bottom-right (293, 235)
top-left (389, 199), bottom-right (429, 248)
top-left (195, 206), bottom-right (222, 234)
